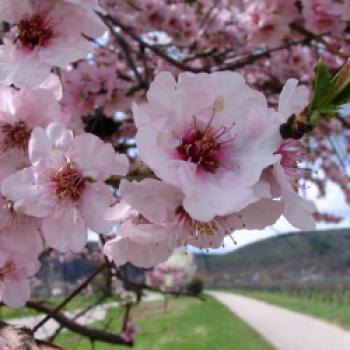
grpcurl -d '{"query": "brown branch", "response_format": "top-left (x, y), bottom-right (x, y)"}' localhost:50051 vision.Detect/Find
top-left (122, 303), bottom-right (133, 331)
top-left (217, 38), bottom-right (310, 71)
top-left (290, 22), bottom-right (348, 60)
top-left (105, 172), bottom-right (157, 187)
top-left (101, 14), bottom-right (206, 73)
top-left (47, 295), bottom-right (108, 343)
top-left (32, 262), bottom-right (108, 333)
top-left (102, 14), bottom-right (311, 74)
top-left (103, 18), bottom-right (145, 86)
top-left (26, 301), bottom-right (132, 346)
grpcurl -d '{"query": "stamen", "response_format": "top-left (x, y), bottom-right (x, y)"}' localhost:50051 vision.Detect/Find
top-left (0, 121), bottom-right (31, 152)
top-left (16, 14), bottom-right (53, 50)
top-left (51, 163), bottom-right (86, 201)
top-left (176, 114), bottom-right (235, 173)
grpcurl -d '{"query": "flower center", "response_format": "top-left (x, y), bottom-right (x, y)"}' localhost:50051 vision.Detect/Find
top-left (176, 128), bottom-right (221, 173)
top-left (16, 14), bottom-right (53, 50)
top-left (174, 206), bottom-right (238, 248)
top-left (0, 121), bottom-right (32, 151)
top-left (176, 115), bottom-right (235, 174)
top-left (51, 164), bottom-right (86, 201)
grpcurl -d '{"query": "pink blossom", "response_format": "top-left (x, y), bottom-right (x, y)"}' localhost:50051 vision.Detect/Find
top-left (133, 71), bottom-right (281, 222)
top-left (0, 78), bottom-right (69, 180)
top-left (63, 0), bottom-right (104, 10)
top-left (0, 251), bottom-right (39, 308)
top-left (0, 195), bottom-right (43, 257)
top-left (63, 59), bottom-right (130, 118)
top-left (2, 123), bottom-right (129, 253)
top-left (303, 0), bottom-right (345, 35)
top-left (0, 0), bottom-right (106, 87)
top-left (277, 79), bottom-right (309, 122)
top-left (265, 79), bottom-right (316, 230)
top-left (104, 179), bottom-right (282, 267)
top-left (242, 0), bottom-right (299, 47)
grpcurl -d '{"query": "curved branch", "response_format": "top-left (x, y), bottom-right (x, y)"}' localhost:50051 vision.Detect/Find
top-left (101, 14), bottom-right (206, 73)
top-left (26, 301), bottom-right (132, 346)
top-left (32, 262), bottom-right (108, 333)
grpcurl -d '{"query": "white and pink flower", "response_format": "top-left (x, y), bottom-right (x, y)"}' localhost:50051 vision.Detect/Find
top-left (104, 178), bottom-right (282, 267)
top-left (0, 195), bottom-right (43, 257)
top-left (0, 77), bottom-right (68, 180)
top-left (2, 123), bottom-right (129, 253)
top-left (265, 79), bottom-right (317, 230)
top-left (303, 0), bottom-right (345, 35)
top-left (0, 0), bottom-right (106, 86)
top-left (133, 71), bottom-right (281, 222)
top-left (0, 251), bottom-right (40, 308)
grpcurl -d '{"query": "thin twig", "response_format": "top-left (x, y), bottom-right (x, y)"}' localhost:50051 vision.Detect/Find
top-left (27, 301), bottom-right (132, 346)
top-left (290, 22), bottom-right (348, 60)
top-left (32, 262), bottom-right (108, 333)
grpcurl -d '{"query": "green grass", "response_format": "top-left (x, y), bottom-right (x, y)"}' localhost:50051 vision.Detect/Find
top-left (235, 290), bottom-right (350, 329)
top-left (0, 294), bottom-right (115, 320)
top-left (55, 296), bottom-right (275, 350)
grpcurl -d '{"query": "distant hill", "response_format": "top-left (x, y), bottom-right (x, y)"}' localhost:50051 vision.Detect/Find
top-left (195, 229), bottom-right (350, 287)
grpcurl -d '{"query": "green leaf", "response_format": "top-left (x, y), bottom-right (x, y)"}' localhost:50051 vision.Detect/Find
top-left (308, 59), bottom-right (333, 113)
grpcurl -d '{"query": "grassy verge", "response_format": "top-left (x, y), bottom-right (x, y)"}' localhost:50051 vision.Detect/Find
top-left (235, 290), bottom-right (350, 329)
top-left (0, 294), bottom-right (115, 320)
top-left (56, 296), bottom-right (275, 350)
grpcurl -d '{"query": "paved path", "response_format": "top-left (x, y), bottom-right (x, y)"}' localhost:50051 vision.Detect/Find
top-left (7, 293), bottom-right (161, 340)
top-left (209, 291), bottom-right (350, 350)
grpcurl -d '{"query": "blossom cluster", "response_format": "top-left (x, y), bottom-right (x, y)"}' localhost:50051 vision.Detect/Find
top-left (4, 0), bottom-right (349, 310)
top-left (0, 0), bottom-right (128, 308)
top-left (103, 72), bottom-right (316, 268)
top-left (62, 51), bottom-right (131, 119)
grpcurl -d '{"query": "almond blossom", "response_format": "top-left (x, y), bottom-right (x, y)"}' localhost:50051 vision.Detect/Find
top-left (0, 195), bottom-right (43, 258)
top-left (265, 79), bottom-right (317, 230)
top-left (0, 250), bottom-right (40, 308)
top-left (302, 0), bottom-right (345, 35)
top-left (241, 0), bottom-right (299, 47)
top-left (0, 76), bottom-right (68, 180)
top-left (62, 58), bottom-right (130, 118)
top-left (133, 71), bottom-right (281, 222)
top-left (0, 0), bottom-right (106, 87)
top-left (103, 178), bottom-right (282, 268)
top-left (2, 123), bottom-right (129, 253)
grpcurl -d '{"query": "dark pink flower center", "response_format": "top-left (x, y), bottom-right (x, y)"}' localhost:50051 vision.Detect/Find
top-left (177, 129), bottom-right (221, 173)
top-left (176, 116), bottom-right (235, 174)
top-left (0, 121), bottom-right (32, 151)
top-left (16, 14), bottom-right (53, 50)
top-left (51, 165), bottom-right (86, 201)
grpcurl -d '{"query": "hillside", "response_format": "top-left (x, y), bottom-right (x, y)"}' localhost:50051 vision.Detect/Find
top-left (195, 229), bottom-right (350, 287)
